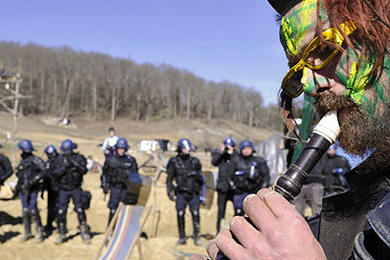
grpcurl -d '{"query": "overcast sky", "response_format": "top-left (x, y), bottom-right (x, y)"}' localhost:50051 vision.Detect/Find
top-left (2, 0), bottom-right (288, 105)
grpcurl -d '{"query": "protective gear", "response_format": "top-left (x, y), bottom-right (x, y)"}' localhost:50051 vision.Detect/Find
top-left (168, 189), bottom-right (175, 201)
top-left (239, 139), bottom-right (255, 152)
top-left (31, 210), bottom-right (44, 242)
top-left (230, 154), bottom-right (270, 194)
top-left (211, 147), bottom-right (237, 232)
top-left (60, 139), bottom-right (77, 154)
top-left (77, 208), bottom-right (91, 243)
top-left (167, 152), bottom-right (203, 245)
top-left (176, 210), bottom-right (186, 245)
top-left (108, 209), bottom-right (116, 227)
top-left (223, 137), bottom-right (236, 147)
top-left (102, 154), bottom-right (137, 190)
top-left (115, 138), bottom-right (129, 151)
top-left (45, 145), bottom-right (57, 156)
top-left (55, 154), bottom-right (87, 191)
top-left (191, 210), bottom-right (202, 246)
top-left (166, 155), bottom-right (203, 194)
top-left (20, 208), bottom-right (33, 242)
top-left (177, 138), bottom-right (193, 151)
top-left (55, 209), bottom-right (67, 244)
top-left (18, 140), bottom-right (35, 153)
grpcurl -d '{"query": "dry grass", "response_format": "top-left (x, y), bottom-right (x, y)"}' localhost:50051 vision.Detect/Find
top-left (0, 114), bottom-right (273, 260)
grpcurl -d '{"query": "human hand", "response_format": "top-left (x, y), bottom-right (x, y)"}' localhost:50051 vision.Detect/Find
top-left (196, 188), bottom-right (327, 260)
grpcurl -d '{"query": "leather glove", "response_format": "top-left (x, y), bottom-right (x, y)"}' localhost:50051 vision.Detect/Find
top-left (168, 189), bottom-right (175, 201)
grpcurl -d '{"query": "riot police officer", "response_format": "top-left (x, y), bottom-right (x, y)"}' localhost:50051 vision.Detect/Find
top-left (0, 143), bottom-right (12, 190)
top-left (229, 139), bottom-right (270, 216)
top-left (211, 137), bottom-right (237, 233)
top-left (322, 145), bottom-right (351, 195)
top-left (15, 140), bottom-right (46, 242)
top-left (101, 138), bottom-right (138, 226)
top-left (167, 138), bottom-right (203, 246)
top-left (53, 139), bottom-right (91, 244)
top-left (44, 145), bottom-right (60, 233)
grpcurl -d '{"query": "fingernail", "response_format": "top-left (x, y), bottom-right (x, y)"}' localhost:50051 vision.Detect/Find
top-left (243, 194), bottom-right (257, 204)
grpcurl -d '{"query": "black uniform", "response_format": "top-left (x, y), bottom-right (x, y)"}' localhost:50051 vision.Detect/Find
top-left (322, 154), bottom-right (351, 194)
top-left (308, 163), bottom-right (390, 260)
top-left (230, 154), bottom-right (270, 215)
top-left (52, 152), bottom-right (90, 242)
top-left (102, 152), bottom-right (138, 225)
top-left (211, 149), bottom-right (237, 232)
top-left (16, 153), bottom-right (46, 241)
top-left (0, 154), bottom-right (12, 187)
top-left (44, 154), bottom-right (61, 231)
top-left (167, 153), bottom-right (203, 244)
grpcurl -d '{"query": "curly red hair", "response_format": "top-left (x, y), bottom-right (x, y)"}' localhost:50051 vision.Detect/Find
top-left (322, 0), bottom-right (390, 73)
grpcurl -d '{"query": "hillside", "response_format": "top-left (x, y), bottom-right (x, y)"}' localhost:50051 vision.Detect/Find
top-left (0, 115), bottom-right (273, 260)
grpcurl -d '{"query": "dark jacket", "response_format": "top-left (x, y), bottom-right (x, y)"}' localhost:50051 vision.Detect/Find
top-left (16, 153), bottom-right (46, 193)
top-left (102, 153), bottom-right (138, 189)
top-left (53, 153), bottom-right (88, 191)
top-left (0, 154), bottom-right (13, 185)
top-left (322, 154), bottom-right (351, 191)
top-left (230, 153), bottom-right (270, 194)
top-left (167, 154), bottom-right (203, 194)
top-left (45, 155), bottom-right (61, 192)
top-left (308, 162), bottom-right (390, 260)
top-left (211, 149), bottom-right (238, 193)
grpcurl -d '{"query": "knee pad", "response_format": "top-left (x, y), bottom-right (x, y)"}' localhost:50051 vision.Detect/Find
top-left (178, 210), bottom-right (185, 217)
top-left (191, 210), bottom-right (199, 217)
top-left (76, 207), bottom-right (83, 214)
top-left (235, 208), bottom-right (243, 216)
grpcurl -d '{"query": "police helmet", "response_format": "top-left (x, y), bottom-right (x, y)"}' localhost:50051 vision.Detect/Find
top-left (60, 139), bottom-right (77, 153)
top-left (239, 139), bottom-right (255, 151)
top-left (177, 138), bottom-right (193, 152)
top-left (115, 138), bottom-right (129, 151)
top-left (18, 140), bottom-right (35, 153)
top-left (223, 137), bottom-right (236, 147)
top-left (45, 145), bottom-right (58, 155)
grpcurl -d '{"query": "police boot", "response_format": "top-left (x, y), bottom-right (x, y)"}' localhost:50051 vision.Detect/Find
top-left (176, 210), bottom-right (186, 245)
top-left (55, 209), bottom-right (67, 245)
top-left (46, 206), bottom-right (56, 233)
top-left (20, 208), bottom-right (33, 242)
top-left (77, 209), bottom-right (91, 244)
top-left (108, 209), bottom-right (116, 227)
top-left (31, 210), bottom-right (45, 243)
top-left (191, 210), bottom-right (202, 246)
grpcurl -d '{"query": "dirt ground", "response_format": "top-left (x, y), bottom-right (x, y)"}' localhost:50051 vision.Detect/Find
top-left (0, 115), bottom-right (273, 260)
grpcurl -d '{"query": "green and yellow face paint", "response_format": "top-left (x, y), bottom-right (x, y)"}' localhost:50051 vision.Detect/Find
top-left (279, 0), bottom-right (389, 110)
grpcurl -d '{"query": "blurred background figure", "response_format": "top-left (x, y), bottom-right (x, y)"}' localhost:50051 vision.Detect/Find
top-left (0, 143), bottom-right (13, 191)
top-left (211, 137), bottom-right (237, 233)
top-left (166, 138), bottom-right (203, 246)
top-left (54, 139), bottom-right (91, 244)
top-left (15, 140), bottom-right (46, 243)
top-left (229, 139), bottom-right (270, 216)
top-left (322, 144), bottom-right (351, 195)
top-left (102, 127), bottom-right (119, 158)
top-left (43, 145), bottom-right (60, 234)
top-left (101, 138), bottom-right (138, 226)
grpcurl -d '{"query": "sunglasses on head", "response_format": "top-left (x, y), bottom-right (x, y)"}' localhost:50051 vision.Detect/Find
top-left (281, 21), bottom-right (357, 98)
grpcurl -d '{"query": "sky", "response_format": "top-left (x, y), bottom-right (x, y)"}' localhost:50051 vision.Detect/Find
top-left (2, 0), bottom-right (289, 106)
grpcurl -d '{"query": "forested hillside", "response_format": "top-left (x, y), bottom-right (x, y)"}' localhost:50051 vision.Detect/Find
top-left (0, 41), bottom-right (283, 130)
